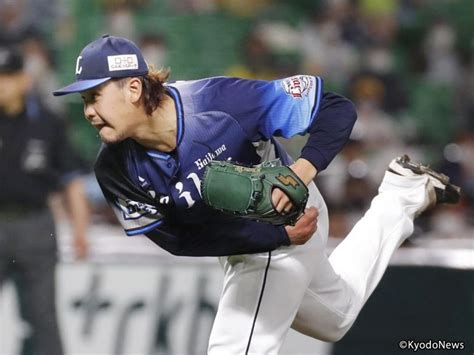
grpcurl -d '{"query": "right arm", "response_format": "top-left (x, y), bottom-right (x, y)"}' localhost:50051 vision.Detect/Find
top-left (95, 146), bottom-right (314, 257)
top-left (144, 207), bottom-right (318, 257)
top-left (145, 217), bottom-right (291, 257)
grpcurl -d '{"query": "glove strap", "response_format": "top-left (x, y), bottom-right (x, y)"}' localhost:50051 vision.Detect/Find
top-left (249, 174), bottom-right (265, 211)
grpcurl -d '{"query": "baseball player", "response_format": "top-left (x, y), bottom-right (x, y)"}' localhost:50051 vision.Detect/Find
top-left (54, 35), bottom-right (460, 354)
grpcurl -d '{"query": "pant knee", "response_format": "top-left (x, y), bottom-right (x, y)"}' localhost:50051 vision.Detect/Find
top-left (294, 311), bottom-right (356, 343)
top-left (318, 315), bottom-right (355, 342)
top-left (324, 321), bottom-right (352, 342)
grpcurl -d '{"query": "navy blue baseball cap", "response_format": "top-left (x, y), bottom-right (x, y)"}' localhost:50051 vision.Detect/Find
top-left (53, 34), bottom-right (148, 96)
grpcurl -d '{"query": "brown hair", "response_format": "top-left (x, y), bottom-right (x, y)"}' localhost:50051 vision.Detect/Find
top-left (115, 66), bottom-right (171, 115)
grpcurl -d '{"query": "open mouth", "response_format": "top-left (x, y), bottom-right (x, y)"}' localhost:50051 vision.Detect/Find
top-left (93, 123), bottom-right (107, 131)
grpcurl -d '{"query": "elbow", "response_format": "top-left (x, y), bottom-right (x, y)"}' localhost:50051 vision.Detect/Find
top-left (341, 98), bottom-right (357, 138)
top-left (145, 230), bottom-right (184, 256)
top-left (162, 244), bottom-right (182, 256)
top-left (346, 98), bottom-right (358, 126)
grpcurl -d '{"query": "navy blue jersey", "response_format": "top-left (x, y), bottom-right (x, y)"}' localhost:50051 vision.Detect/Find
top-left (95, 75), bottom-right (356, 256)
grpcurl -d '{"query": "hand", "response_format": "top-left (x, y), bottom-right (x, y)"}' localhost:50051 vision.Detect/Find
top-left (285, 207), bottom-right (318, 245)
top-left (271, 158), bottom-right (317, 213)
top-left (73, 234), bottom-right (89, 260)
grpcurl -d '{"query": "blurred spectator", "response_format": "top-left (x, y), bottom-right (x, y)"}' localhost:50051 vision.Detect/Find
top-left (299, 2), bottom-right (359, 88)
top-left (347, 45), bottom-right (408, 114)
top-left (0, 0), bottom-right (37, 45)
top-left (350, 97), bottom-right (400, 149)
top-left (22, 34), bottom-right (65, 115)
top-left (426, 205), bottom-right (473, 241)
top-left (423, 19), bottom-right (461, 86)
top-left (440, 134), bottom-right (474, 207)
top-left (139, 33), bottom-right (169, 69)
top-left (217, 0), bottom-right (272, 17)
top-left (416, 134), bottom-right (474, 242)
top-left (348, 73), bottom-right (406, 180)
top-left (455, 55), bottom-right (474, 131)
top-left (318, 139), bottom-right (368, 208)
top-left (0, 46), bottom-right (90, 355)
top-left (104, 3), bottom-right (137, 39)
top-left (226, 27), bottom-right (280, 80)
top-left (358, 0), bottom-right (399, 46)
top-left (173, 0), bottom-right (216, 13)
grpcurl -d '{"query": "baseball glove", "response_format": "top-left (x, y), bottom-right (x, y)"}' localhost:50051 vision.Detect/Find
top-left (201, 159), bottom-right (309, 226)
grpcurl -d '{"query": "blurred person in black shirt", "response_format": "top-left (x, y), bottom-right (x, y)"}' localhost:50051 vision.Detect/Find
top-left (0, 46), bottom-right (90, 355)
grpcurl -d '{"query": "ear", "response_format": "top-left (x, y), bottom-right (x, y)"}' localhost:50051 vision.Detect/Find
top-left (126, 77), bottom-right (143, 104)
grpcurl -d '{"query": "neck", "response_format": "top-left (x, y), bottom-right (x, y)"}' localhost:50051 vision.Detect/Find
top-left (133, 95), bottom-right (178, 152)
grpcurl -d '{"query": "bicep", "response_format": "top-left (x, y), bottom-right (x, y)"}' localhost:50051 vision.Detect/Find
top-left (223, 76), bottom-right (323, 141)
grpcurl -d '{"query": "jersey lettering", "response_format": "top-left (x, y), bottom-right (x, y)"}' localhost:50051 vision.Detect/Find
top-left (187, 172), bottom-right (202, 198)
top-left (116, 197), bottom-right (160, 220)
top-left (174, 173), bottom-right (204, 208)
top-left (159, 195), bottom-right (170, 204)
top-left (175, 181), bottom-right (195, 208)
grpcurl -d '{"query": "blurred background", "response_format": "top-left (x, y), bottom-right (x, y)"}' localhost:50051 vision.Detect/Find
top-left (0, 0), bottom-right (473, 354)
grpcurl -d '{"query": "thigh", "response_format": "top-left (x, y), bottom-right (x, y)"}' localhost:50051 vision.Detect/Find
top-left (208, 250), bottom-right (309, 354)
top-left (208, 183), bottom-right (329, 354)
top-left (209, 228), bottom-right (327, 353)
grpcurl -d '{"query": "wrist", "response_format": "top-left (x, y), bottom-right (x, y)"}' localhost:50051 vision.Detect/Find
top-left (291, 158), bottom-right (317, 185)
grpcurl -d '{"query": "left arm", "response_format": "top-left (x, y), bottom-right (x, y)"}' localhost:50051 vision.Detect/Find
top-left (63, 178), bottom-right (90, 259)
top-left (204, 76), bottom-right (357, 211)
top-left (273, 92), bottom-right (357, 212)
top-left (213, 76), bottom-right (357, 175)
top-left (298, 92), bottom-right (357, 175)
top-left (50, 115), bottom-right (91, 259)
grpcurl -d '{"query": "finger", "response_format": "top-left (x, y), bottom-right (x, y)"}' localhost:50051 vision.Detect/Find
top-left (275, 199), bottom-right (287, 213)
top-left (272, 189), bottom-right (291, 212)
top-left (277, 198), bottom-right (293, 213)
top-left (304, 207), bottom-right (318, 220)
top-left (271, 188), bottom-right (284, 208)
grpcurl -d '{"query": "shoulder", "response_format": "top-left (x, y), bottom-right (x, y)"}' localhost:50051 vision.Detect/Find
top-left (93, 141), bottom-right (143, 201)
top-left (166, 76), bottom-right (257, 93)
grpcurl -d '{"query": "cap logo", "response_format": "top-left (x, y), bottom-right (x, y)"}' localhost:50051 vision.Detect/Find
top-left (107, 54), bottom-right (138, 71)
top-left (75, 56), bottom-right (83, 74)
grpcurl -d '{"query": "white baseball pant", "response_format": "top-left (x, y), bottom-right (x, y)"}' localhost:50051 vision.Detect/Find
top-left (208, 171), bottom-right (430, 354)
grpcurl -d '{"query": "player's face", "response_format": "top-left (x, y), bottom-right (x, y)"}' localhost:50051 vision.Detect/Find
top-left (81, 80), bottom-right (138, 144)
top-left (0, 72), bottom-right (29, 107)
